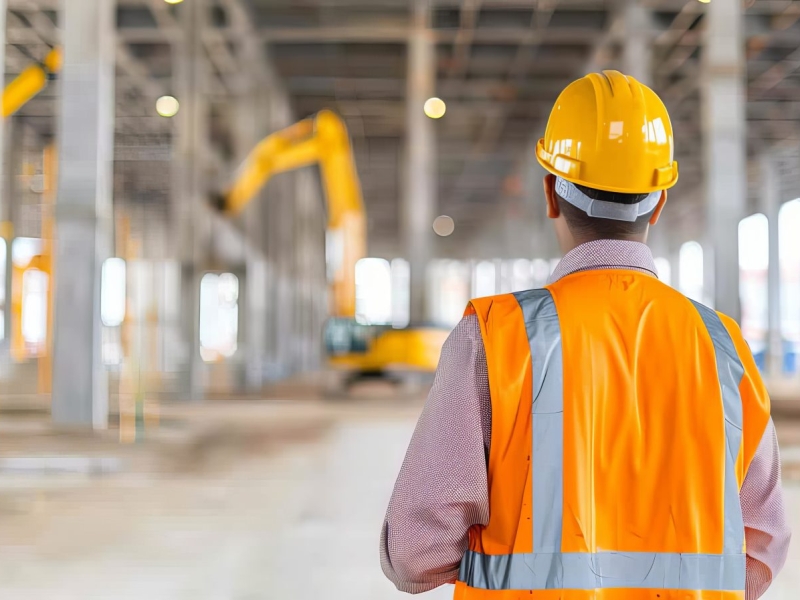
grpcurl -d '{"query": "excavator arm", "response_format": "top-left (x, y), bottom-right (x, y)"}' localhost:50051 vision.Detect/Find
top-left (219, 110), bottom-right (448, 377)
top-left (218, 110), bottom-right (366, 319)
top-left (3, 48), bottom-right (62, 118)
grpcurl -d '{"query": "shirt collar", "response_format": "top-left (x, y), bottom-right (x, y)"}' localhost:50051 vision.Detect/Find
top-left (548, 240), bottom-right (658, 284)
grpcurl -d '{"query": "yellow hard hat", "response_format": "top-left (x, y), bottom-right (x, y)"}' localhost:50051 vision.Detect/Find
top-left (536, 70), bottom-right (679, 194)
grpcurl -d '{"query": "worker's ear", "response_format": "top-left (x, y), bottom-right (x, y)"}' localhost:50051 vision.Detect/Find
top-left (544, 174), bottom-right (560, 219)
top-left (649, 190), bottom-right (668, 226)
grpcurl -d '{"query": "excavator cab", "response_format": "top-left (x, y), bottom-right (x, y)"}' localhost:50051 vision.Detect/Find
top-left (323, 315), bottom-right (447, 376)
top-left (323, 317), bottom-right (379, 356)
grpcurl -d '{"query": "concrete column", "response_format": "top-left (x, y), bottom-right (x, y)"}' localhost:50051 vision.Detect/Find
top-left (702, 236), bottom-right (716, 308)
top-left (763, 154), bottom-right (782, 376)
top-left (520, 133), bottom-right (555, 261)
top-left (261, 177), bottom-right (279, 378)
top-left (276, 173), bottom-right (296, 375)
top-left (296, 169), bottom-right (326, 372)
top-left (51, 0), bottom-right (115, 427)
top-left (702, 0), bottom-right (746, 319)
top-left (404, 0), bottom-right (436, 324)
top-left (173, 0), bottom-right (209, 399)
top-left (295, 172), bottom-right (310, 371)
top-left (669, 244), bottom-right (681, 291)
top-left (622, 0), bottom-right (653, 87)
top-left (259, 97), bottom-right (294, 378)
top-left (297, 176), bottom-right (313, 371)
top-left (271, 95), bottom-right (297, 377)
top-left (1, 115), bottom-right (17, 360)
top-left (235, 85), bottom-right (268, 390)
top-left (0, 0), bottom-right (6, 219)
top-left (0, 1), bottom-right (10, 372)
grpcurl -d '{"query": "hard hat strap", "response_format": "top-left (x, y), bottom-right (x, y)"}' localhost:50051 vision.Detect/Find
top-left (554, 177), bottom-right (661, 223)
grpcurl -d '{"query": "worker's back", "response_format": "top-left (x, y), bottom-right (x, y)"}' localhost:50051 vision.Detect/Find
top-left (382, 71), bottom-right (789, 599)
top-left (458, 269), bottom-right (770, 599)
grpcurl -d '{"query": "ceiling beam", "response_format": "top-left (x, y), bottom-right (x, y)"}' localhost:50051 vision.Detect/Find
top-left (447, 0), bottom-right (482, 78)
top-left (258, 25), bottom-right (608, 45)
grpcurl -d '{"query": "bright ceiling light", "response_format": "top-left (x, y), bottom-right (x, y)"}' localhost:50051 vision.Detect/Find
top-left (164, 0), bottom-right (184, 5)
top-left (424, 97), bottom-right (446, 119)
top-left (156, 95), bottom-right (180, 118)
top-left (433, 215), bottom-right (455, 237)
top-left (697, 0), bottom-right (710, 3)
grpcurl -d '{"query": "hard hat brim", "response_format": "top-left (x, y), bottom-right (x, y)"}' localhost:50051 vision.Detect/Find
top-left (536, 139), bottom-right (679, 194)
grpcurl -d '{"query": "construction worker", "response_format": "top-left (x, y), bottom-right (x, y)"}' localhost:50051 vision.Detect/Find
top-left (381, 71), bottom-right (791, 599)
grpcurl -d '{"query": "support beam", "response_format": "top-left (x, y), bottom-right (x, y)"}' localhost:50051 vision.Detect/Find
top-left (258, 25), bottom-right (606, 45)
top-left (173, 0), bottom-right (209, 399)
top-left (0, 102), bottom-right (17, 376)
top-left (448, 0), bottom-right (481, 78)
top-left (404, 0), bottom-right (436, 324)
top-left (0, 0), bottom-right (6, 208)
top-left (223, 0), bottom-right (296, 381)
top-left (0, 0), bottom-right (8, 364)
top-left (237, 85), bottom-right (268, 390)
top-left (52, 0), bottom-right (116, 428)
top-left (622, 0), bottom-right (653, 86)
top-left (260, 92), bottom-right (296, 378)
top-left (702, 0), bottom-right (746, 319)
top-left (763, 153), bottom-right (783, 376)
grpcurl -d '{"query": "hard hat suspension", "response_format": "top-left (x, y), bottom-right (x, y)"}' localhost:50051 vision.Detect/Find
top-left (554, 177), bottom-right (660, 222)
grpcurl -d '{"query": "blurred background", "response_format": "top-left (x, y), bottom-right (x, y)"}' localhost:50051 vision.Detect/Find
top-left (0, 0), bottom-right (799, 597)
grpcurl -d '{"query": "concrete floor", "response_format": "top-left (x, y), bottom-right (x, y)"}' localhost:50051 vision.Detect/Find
top-left (0, 390), bottom-right (798, 599)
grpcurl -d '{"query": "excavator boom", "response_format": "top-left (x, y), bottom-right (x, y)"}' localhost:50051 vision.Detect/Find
top-left (220, 110), bottom-right (366, 319)
top-left (3, 48), bottom-right (62, 118)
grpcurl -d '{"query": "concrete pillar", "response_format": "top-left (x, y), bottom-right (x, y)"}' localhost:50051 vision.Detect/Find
top-left (1, 115), bottom-right (17, 361)
top-left (404, 0), bottom-right (436, 324)
top-left (258, 91), bottom-right (295, 379)
top-left (0, 1), bottom-right (10, 373)
top-left (276, 173), bottom-right (296, 375)
top-left (0, 0), bottom-right (6, 210)
top-left (173, 0), bottom-right (209, 398)
top-left (247, 246), bottom-right (268, 388)
top-left (261, 179), bottom-right (279, 378)
top-left (702, 0), bottom-right (746, 319)
top-left (276, 97), bottom-right (298, 377)
top-left (295, 172), bottom-right (313, 372)
top-left (669, 244), bottom-right (681, 291)
top-left (243, 193), bottom-right (268, 389)
top-left (702, 236), bottom-right (716, 308)
top-left (235, 84), bottom-right (268, 390)
top-left (51, 0), bottom-right (116, 427)
top-left (314, 176), bottom-right (327, 371)
top-left (244, 252), bottom-right (267, 387)
top-left (763, 154), bottom-right (782, 376)
top-left (520, 133), bottom-right (555, 261)
top-left (622, 1), bottom-right (653, 87)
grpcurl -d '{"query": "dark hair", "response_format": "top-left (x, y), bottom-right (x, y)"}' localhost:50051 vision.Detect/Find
top-left (556, 183), bottom-right (655, 241)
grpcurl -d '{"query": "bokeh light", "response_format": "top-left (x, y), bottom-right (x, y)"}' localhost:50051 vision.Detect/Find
top-left (432, 215), bottom-right (455, 236)
top-left (424, 97), bottom-right (446, 119)
top-left (156, 95), bottom-right (180, 118)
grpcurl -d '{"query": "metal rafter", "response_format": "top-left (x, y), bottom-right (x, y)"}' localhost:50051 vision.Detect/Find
top-left (447, 0), bottom-right (481, 78)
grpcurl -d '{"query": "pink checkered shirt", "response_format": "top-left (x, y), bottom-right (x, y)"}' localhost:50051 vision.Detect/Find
top-left (381, 240), bottom-right (791, 598)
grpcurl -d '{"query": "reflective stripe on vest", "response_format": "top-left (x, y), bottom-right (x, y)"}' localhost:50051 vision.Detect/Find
top-left (458, 291), bottom-right (746, 592)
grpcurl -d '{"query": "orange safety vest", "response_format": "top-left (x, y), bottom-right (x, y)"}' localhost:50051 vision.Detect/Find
top-left (456, 269), bottom-right (771, 600)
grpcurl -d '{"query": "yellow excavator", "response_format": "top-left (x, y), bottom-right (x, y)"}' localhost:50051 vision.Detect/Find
top-left (215, 110), bottom-right (449, 385)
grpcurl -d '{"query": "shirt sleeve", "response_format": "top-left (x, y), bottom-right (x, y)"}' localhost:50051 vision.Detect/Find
top-left (741, 418), bottom-right (792, 600)
top-left (380, 313), bottom-right (491, 594)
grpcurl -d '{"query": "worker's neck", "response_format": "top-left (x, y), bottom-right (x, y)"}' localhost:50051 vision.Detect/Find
top-left (565, 234), bottom-right (648, 254)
